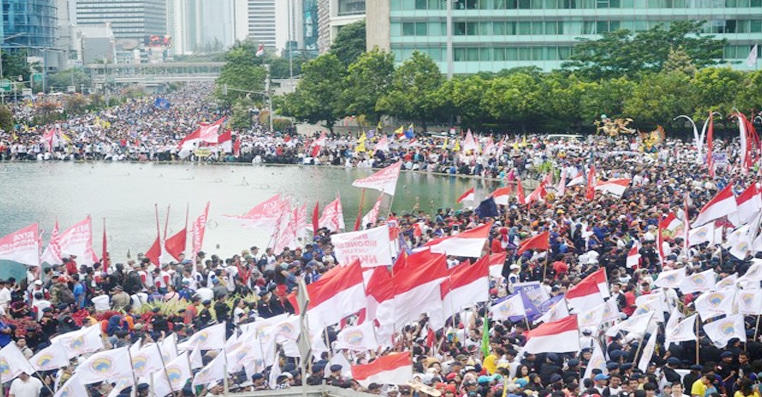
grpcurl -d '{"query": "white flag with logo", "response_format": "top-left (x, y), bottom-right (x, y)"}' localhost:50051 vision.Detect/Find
top-left (534, 299), bottom-right (569, 325)
top-left (665, 313), bottom-right (698, 348)
top-left (30, 341), bottom-right (70, 372)
top-left (605, 311), bottom-right (653, 337)
top-left (54, 374), bottom-right (87, 397)
top-left (185, 322), bottom-right (226, 351)
top-left (716, 273), bottom-right (738, 291)
top-left (601, 298), bottom-right (621, 323)
top-left (694, 290), bottom-right (735, 320)
top-left (582, 341), bottom-right (607, 380)
top-left (153, 352), bottom-right (192, 397)
top-left (192, 353), bottom-right (225, 387)
top-left (735, 289), bottom-right (762, 315)
top-left (633, 292), bottom-right (665, 323)
top-left (679, 269), bottom-right (716, 294)
top-left (75, 346), bottom-right (132, 384)
top-left (703, 314), bottom-right (746, 348)
top-left (50, 325), bottom-right (104, 359)
top-left (131, 343), bottom-right (164, 378)
top-left (637, 329), bottom-right (658, 373)
top-left (490, 294), bottom-right (526, 322)
top-left (335, 321), bottom-right (379, 351)
top-left (576, 303), bottom-right (605, 329)
top-left (0, 342), bottom-right (36, 382)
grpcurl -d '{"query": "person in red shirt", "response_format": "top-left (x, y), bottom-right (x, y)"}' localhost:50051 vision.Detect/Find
top-left (551, 255), bottom-right (569, 279)
top-left (64, 256), bottom-right (78, 276)
top-left (622, 283), bottom-right (637, 316)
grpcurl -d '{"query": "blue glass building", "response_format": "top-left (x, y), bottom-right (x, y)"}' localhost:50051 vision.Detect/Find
top-left (1, 0), bottom-right (57, 49)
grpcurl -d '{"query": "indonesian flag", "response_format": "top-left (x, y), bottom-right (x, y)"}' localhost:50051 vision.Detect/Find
top-left (0, 223), bottom-right (41, 267)
top-left (457, 187), bottom-right (475, 204)
top-left (462, 129), bottom-right (477, 153)
top-left (365, 266), bottom-right (395, 327)
top-left (517, 231), bottom-right (549, 255)
top-left (703, 314), bottom-right (745, 348)
top-left (191, 202), bottom-right (210, 257)
top-left (556, 172), bottom-right (566, 196)
top-left (427, 222), bottom-right (491, 258)
top-left (351, 353), bottom-right (413, 388)
top-left (306, 259), bottom-right (366, 331)
top-left (490, 187), bottom-right (510, 206)
top-left (565, 268), bottom-right (608, 313)
top-left (440, 254), bottom-right (490, 321)
top-left (374, 135), bottom-right (389, 152)
top-left (255, 43), bottom-right (265, 57)
top-left (177, 127), bottom-right (201, 158)
top-left (594, 178), bottom-right (631, 197)
top-left (40, 220), bottom-right (62, 265)
top-left (391, 252), bottom-right (447, 327)
top-left (585, 165), bottom-right (596, 200)
top-left (660, 212), bottom-right (681, 232)
top-left (319, 194), bottom-right (346, 232)
top-left (311, 131), bottom-right (326, 157)
top-left (361, 194), bottom-right (383, 228)
top-left (692, 184), bottom-right (737, 227)
top-left (729, 183), bottom-right (762, 226)
top-left (273, 210), bottom-right (297, 253)
top-left (526, 183), bottom-right (547, 205)
top-left (217, 130), bottom-right (233, 153)
top-left (352, 161), bottom-right (402, 196)
top-left (487, 252), bottom-right (508, 278)
top-left (567, 171), bottom-right (584, 187)
top-left (58, 216), bottom-right (99, 266)
top-left (626, 245), bottom-right (641, 268)
top-left (516, 180), bottom-right (526, 205)
top-left (523, 315), bottom-right (580, 354)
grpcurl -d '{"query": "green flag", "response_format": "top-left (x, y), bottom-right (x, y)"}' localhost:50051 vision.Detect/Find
top-left (481, 314), bottom-right (490, 358)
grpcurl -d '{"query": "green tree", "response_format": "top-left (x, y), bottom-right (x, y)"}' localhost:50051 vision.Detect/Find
top-left (48, 68), bottom-right (92, 92)
top-left (0, 50), bottom-right (31, 83)
top-left (268, 54), bottom-right (306, 79)
top-left (482, 72), bottom-right (545, 131)
top-left (690, 67), bottom-right (745, 118)
top-left (278, 54), bottom-right (346, 131)
top-left (564, 21), bottom-right (725, 79)
top-left (340, 49), bottom-right (395, 125)
top-left (434, 75), bottom-right (494, 129)
top-left (624, 71), bottom-right (697, 127)
top-left (376, 51), bottom-right (444, 128)
top-left (330, 20), bottom-right (366, 67)
top-left (215, 41), bottom-right (268, 105)
top-left (0, 105), bottom-right (12, 133)
top-left (738, 70), bottom-right (762, 113)
top-left (230, 97), bottom-right (257, 130)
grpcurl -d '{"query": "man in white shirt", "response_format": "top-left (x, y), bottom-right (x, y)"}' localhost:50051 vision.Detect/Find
top-left (9, 371), bottom-right (42, 397)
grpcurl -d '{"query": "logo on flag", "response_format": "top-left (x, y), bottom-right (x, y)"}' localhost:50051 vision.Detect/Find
top-left (275, 322), bottom-right (295, 338)
top-left (234, 345), bottom-right (253, 361)
top-left (721, 322), bottom-right (736, 336)
top-left (741, 292), bottom-right (754, 306)
top-left (68, 336), bottom-right (85, 350)
top-left (166, 366), bottom-right (184, 384)
top-left (35, 354), bottom-right (54, 368)
top-left (706, 293), bottom-right (724, 307)
top-left (0, 358), bottom-right (9, 376)
top-left (196, 331), bottom-right (210, 344)
top-left (342, 330), bottom-right (366, 348)
top-left (671, 321), bottom-right (684, 337)
top-left (497, 301), bottom-right (514, 317)
top-left (90, 357), bottom-right (114, 374)
top-left (133, 354), bottom-right (149, 372)
top-left (665, 273), bottom-right (678, 283)
top-left (689, 275), bottom-right (706, 287)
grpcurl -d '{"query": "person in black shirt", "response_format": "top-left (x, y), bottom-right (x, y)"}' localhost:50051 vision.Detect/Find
top-left (150, 307), bottom-right (169, 339)
top-left (213, 295), bottom-right (229, 323)
top-left (197, 300), bottom-right (213, 328)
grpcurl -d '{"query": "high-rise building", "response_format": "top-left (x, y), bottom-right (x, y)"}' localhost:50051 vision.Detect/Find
top-left (1, 0), bottom-right (58, 49)
top-left (167, 0), bottom-right (202, 55)
top-left (248, 0), bottom-right (290, 53)
top-left (316, 0), bottom-right (365, 52)
top-left (367, 0), bottom-right (762, 75)
top-left (73, 0), bottom-right (167, 42)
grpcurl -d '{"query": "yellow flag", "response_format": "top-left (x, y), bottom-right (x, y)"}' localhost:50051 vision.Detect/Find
top-left (355, 141), bottom-right (366, 153)
top-left (11, 131), bottom-right (17, 142)
top-left (442, 138), bottom-right (448, 150)
top-left (60, 132), bottom-right (71, 142)
top-left (520, 136), bottom-right (527, 147)
top-left (394, 126), bottom-right (404, 137)
top-left (358, 132), bottom-right (367, 143)
top-left (454, 140), bottom-right (461, 152)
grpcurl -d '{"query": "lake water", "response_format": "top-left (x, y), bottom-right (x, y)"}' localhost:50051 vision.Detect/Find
top-left (0, 162), bottom-right (502, 278)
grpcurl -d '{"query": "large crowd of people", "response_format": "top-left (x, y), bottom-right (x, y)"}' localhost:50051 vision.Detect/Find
top-left (0, 83), bottom-right (760, 397)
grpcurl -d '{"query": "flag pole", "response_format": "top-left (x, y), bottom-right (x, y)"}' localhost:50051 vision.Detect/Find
top-left (126, 343), bottom-right (141, 397)
top-left (154, 203), bottom-right (161, 252)
top-left (695, 318), bottom-right (700, 365)
top-left (156, 343), bottom-right (177, 397)
top-left (754, 314), bottom-right (761, 343)
top-left (102, 217), bottom-right (109, 273)
top-left (354, 188), bottom-right (366, 231)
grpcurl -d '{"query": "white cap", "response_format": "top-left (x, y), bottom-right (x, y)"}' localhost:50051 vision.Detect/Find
top-left (34, 280), bottom-right (42, 285)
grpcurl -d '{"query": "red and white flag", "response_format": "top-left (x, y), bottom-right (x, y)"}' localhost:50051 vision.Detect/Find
top-left (462, 129), bottom-right (477, 153)
top-left (427, 222), bottom-right (491, 258)
top-left (58, 216), bottom-right (99, 266)
top-left (365, 266), bottom-right (395, 327)
top-left (319, 194), bottom-right (346, 232)
top-left (40, 220), bottom-right (62, 265)
top-left (224, 194), bottom-right (288, 230)
top-left (198, 118), bottom-right (225, 143)
top-left (729, 183), bottom-right (761, 226)
top-left (594, 178), bottom-right (631, 197)
top-left (516, 179), bottom-right (526, 205)
top-left (692, 184), bottom-right (737, 227)
top-left (306, 260), bottom-right (366, 331)
top-left (440, 254), bottom-right (490, 321)
top-left (517, 231), bottom-right (549, 255)
top-left (565, 268), bottom-right (608, 313)
top-left (361, 194), bottom-right (383, 228)
top-left (585, 165), bottom-right (597, 200)
top-left (351, 353), bottom-right (413, 387)
top-left (522, 315), bottom-right (580, 354)
top-left (556, 172), bottom-right (566, 196)
top-left (391, 252), bottom-right (447, 327)
top-left (566, 171), bottom-right (584, 187)
top-left (626, 245), bottom-right (641, 268)
top-left (255, 43), bottom-right (265, 57)
top-left (191, 202), bottom-right (210, 257)
top-left (490, 187), bottom-right (510, 206)
top-left (217, 130), bottom-right (233, 153)
top-left (352, 161), bottom-right (402, 196)
top-left (457, 187), bottom-right (475, 204)
top-left (0, 223), bottom-right (40, 267)
top-left (374, 135), bottom-right (389, 152)
top-left (525, 183), bottom-right (547, 205)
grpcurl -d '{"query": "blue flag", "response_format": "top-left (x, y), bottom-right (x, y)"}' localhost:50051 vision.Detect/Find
top-left (474, 197), bottom-right (498, 218)
top-left (154, 97), bottom-right (171, 109)
top-left (404, 124), bottom-right (415, 139)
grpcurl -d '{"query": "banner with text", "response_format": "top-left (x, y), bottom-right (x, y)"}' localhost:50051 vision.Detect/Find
top-left (0, 223), bottom-right (40, 267)
top-left (331, 225), bottom-right (392, 268)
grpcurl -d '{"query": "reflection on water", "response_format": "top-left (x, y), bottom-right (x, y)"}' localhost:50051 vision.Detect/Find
top-left (0, 162), bottom-right (502, 278)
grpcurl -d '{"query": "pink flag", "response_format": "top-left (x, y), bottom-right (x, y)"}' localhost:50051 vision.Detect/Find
top-left (191, 202), bottom-right (210, 257)
top-left (361, 194), bottom-right (383, 228)
top-left (224, 194), bottom-right (287, 230)
top-left (0, 223), bottom-right (40, 267)
top-left (319, 194), bottom-right (345, 232)
top-left (374, 135), bottom-right (389, 152)
top-left (352, 161), bottom-right (402, 196)
top-left (58, 216), bottom-right (98, 266)
top-left (556, 172), bottom-right (566, 196)
top-left (40, 220), bottom-right (62, 265)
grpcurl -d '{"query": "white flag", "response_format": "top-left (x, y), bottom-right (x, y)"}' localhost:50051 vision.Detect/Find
top-left (51, 325), bottom-right (104, 359)
top-left (716, 273), bottom-right (738, 291)
top-left (131, 343), bottom-right (164, 378)
top-left (735, 289), bottom-right (762, 315)
top-left (0, 342), bottom-right (36, 382)
top-left (703, 314), bottom-right (746, 348)
top-left (153, 352), bottom-right (192, 397)
top-left (679, 269), bottom-right (716, 294)
top-left (654, 267), bottom-right (686, 289)
top-left (605, 311), bottom-right (653, 337)
top-left (192, 353), bottom-right (225, 387)
top-left (633, 292), bottom-right (665, 323)
top-left (637, 329), bottom-right (658, 373)
top-left (665, 313), bottom-right (698, 348)
top-left (694, 290), bottom-right (735, 321)
top-left (189, 344), bottom-right (204, 370)
top-left (582, 341), bottom-right (607, 380)
top-left (689, 224), bottom-right (714, 247)
top-left (490, 294), bottom-right (526, 322)
top-left (534, 299), bottom-right (569, 325)
top-left (738, 260), bottom-right (762, 284)
top-left (185, 322), bottom-right (226, 351)
top-left (746, 44), bottom-right (758, 67)
top-left (30, 341), bottom-right (70, 372)
top-left (75, 346), bottom-right (132, 384)
top-left (601, 298), bottom-right (621, 323)
top-left (54, 374), bottom-right (87, 397)
top-left (335, 321), bottom-right (379, 351)
top-left (577, 303), bottom-right (605, 329)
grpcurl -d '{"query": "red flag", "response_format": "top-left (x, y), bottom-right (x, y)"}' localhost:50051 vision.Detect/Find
top-left (145, 237), bottom-right (161, 266)
top-left (516, 179), bottom-right (526, 205)
top-left (101, 219), bottom-right (109, 272)
top-left (164, 228), bottom-right (187, 261)
top-left (517, 231), bottom-right (549, 255)
top-left (312, 201), bottom-right (320, 234)
top-left (585, 165), bottom-right (596, 201)
top-left (457, 187), bottom-right (475, 204)
top-left (233, 138), bottom-right (241, 157)
top-left (707, 112), bottom-right (715, 177)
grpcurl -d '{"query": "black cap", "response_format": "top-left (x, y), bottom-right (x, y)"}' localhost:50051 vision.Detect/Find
top-left (137, 383), bottom-right (150, 391)
top-left (330, 364), bottom-right (342, 372)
